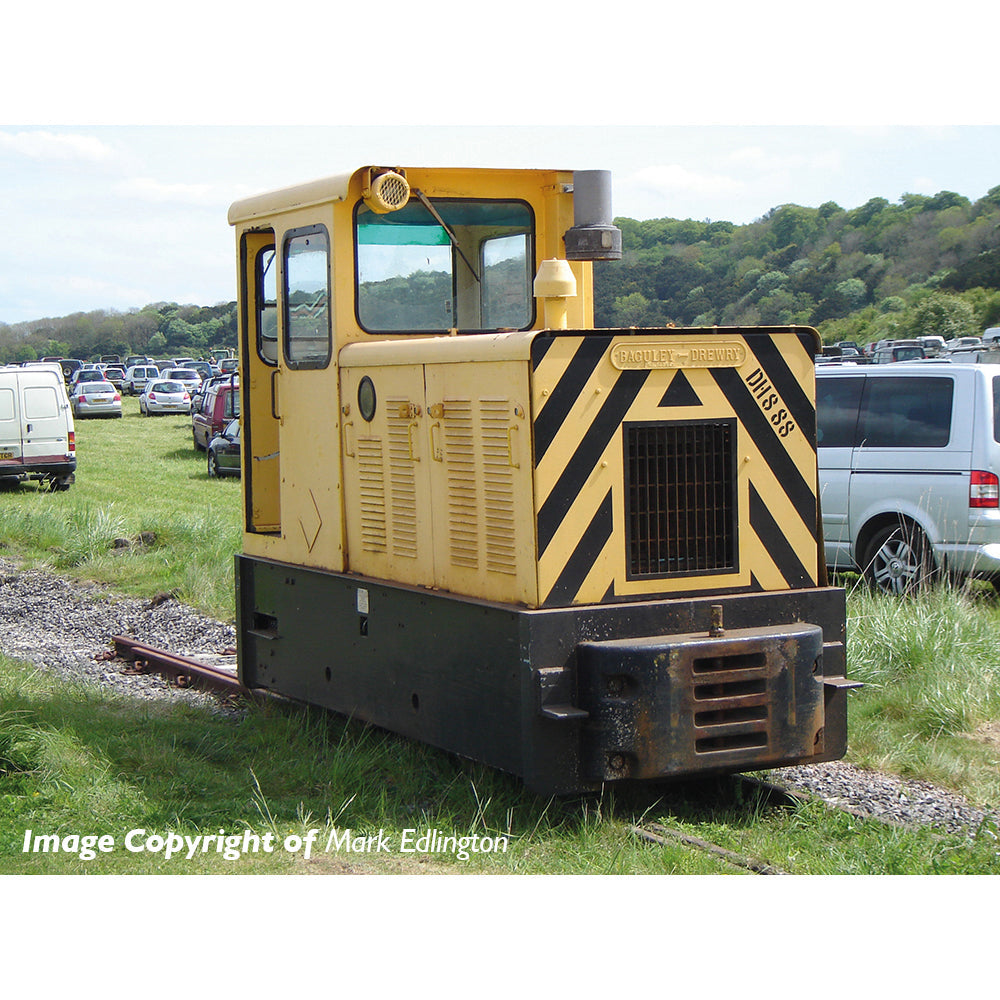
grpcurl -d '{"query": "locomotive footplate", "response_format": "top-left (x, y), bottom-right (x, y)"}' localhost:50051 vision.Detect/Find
top-left (574, 623), bottom-right (826, 783)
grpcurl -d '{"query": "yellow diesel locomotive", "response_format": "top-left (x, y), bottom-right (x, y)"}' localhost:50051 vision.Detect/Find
top-left (228, 165), bottom-right (854, 794)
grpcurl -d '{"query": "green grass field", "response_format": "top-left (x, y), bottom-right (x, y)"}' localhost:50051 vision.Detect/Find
top-left (1, 396), bottom-right (999, 875)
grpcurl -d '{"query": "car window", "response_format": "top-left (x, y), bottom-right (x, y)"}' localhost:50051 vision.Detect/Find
top-left (858, 376), bottom-right (953, 448)
top-left (151, 381), bottom-right (184, 393)
top-left (816, 377), bottom-right (864, 447)
top-left (993, 377), bottom-right (1000, 443)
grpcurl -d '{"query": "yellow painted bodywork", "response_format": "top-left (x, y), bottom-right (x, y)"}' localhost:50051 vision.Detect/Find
top-left (230, 166), bottom-right (587, 582)
top-left (230, 166), bottom-right (821, 610)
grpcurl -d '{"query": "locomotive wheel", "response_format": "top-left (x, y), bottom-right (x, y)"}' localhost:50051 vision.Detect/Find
top-left (863, 522), bottom-right (936, 595)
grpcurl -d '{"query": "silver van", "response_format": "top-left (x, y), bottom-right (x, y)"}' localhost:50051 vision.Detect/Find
top-left (817, 362), bottom-right (1000, 593)
top-left (0, 366), bottom-right (76, 490)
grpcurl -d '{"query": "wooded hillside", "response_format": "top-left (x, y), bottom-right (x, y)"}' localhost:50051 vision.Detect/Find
top-left (596, 185), bottom-right (1000, 345)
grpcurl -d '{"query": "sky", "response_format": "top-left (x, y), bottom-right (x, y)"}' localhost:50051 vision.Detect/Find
top-left (3, 1), bottom-right (998, 327)
top-left (4, 125), bottom-right (999, 327)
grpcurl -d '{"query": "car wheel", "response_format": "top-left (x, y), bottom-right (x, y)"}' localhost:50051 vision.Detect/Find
top-left (208, 452), bottom-right (219, 477)
top-left (863, 522), bottom-right (936, 595)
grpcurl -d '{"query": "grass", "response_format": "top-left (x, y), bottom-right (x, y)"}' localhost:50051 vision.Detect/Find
top-left (1, 396), bottom-right (999, 875)
top-left (0, 395), bottom-right (240, 619)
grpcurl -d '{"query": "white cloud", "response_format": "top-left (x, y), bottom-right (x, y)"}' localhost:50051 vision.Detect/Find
top-left (630, 164), bottom-right (745, 199)
top-left (0, 130), bottom-right (113, 162)
top-left (114, 177), bottom-right (224, 206)
top-left (727, 145), bottom-right (844, 175)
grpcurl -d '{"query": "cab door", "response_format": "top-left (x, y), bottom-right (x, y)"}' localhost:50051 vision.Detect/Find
top-left (240, 231), bottom-right (281, 533)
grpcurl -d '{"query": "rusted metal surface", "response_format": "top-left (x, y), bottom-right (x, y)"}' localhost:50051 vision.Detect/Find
top-left (111, 636), bottom-right (249, 697)
top-left (576, 622), bottom-right (828, 782)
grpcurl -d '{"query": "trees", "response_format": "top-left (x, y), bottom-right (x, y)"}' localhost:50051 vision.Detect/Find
top-left (909, 293), bottom-right (977, 341)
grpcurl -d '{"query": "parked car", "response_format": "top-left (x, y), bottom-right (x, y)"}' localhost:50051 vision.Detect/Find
top-left (207, 418), bottom-right (240, 477)
top-left (58, 359), bottom-right (83, 384)
top-left (124, 355), bottom-right (153, 369)
top-left (102, 366), bottom-right (126, 390)
top-left (870, 341), bottom-right (925, 364)
top-left (123, 364), bottom-right (161, 396)
top-left (218, 358), bottom-right (238, 375)
top-left (192, 378), bottom-right (240, 450)
top-left (917, 335), bottom-right (947, 357)
top-left (161, 367), bottom-right (202, 395)
top-left (945, 336), bottom-right (982, 351)
top-left (70, 380), bottom-right (122, 419)
top-left (817, 362), bottom-right (1000, 593)
top-left (71, 368), bottom-right (109, 389)
top-left (0, 365), bottom-right (76, 490)
top-left (139, 380), bottom-right (192, 415)
top-left (188, 361), bottom-right (218, 382)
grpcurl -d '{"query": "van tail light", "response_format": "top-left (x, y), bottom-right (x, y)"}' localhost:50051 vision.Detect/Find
top-left (68, 431), bottom-right (76, 453)
top-left (970, 470), bottom-right (999, 508)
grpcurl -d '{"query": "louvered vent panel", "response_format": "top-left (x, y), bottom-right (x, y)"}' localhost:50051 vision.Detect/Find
top-left (482, 399), bottom-right (517, 575)
top-left (387, 399), bottom-right (418, 559)
top-left (357, 437), bottom-right (386, 552)
top-left (444, 399), bottom-right (478, 569)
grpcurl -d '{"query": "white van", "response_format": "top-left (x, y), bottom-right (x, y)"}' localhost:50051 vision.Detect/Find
top-left (0, 366), bottom-right (76, 490)
top-left (817, 362), bottom-right (1000, 592)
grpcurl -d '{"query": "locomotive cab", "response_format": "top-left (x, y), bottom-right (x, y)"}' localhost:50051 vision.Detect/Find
top-left (228, 165), bottom-right (854, 795)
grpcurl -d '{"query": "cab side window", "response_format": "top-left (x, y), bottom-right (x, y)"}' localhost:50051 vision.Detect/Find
top-left (283, 227), bottom-right (331, 368)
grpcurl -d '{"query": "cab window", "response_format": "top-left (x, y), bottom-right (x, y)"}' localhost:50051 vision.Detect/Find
top-left (355, 198), bottom-right (533, 333)
top-left (284, 227), bottom-right (331, 368)
top-left (257, 246), bottom-right (278, 365)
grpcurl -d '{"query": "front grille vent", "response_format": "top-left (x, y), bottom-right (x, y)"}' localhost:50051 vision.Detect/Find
top-left (625, 420), bottom-right (737, 578)
top-left (692, 651), bottom-right (769, 754)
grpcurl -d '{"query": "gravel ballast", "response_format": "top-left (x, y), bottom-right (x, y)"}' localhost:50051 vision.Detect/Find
top-left (1, 556), bottom-right (996, 837)
top-left (0, 556), bottom-right (236, 709)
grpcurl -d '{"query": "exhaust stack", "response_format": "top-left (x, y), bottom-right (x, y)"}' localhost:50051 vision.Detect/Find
top-left (563, 170), bottom-right (623, 261)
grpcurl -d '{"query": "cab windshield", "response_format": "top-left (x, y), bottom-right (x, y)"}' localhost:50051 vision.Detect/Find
top-left (355, 198), bottom-right (533, 333)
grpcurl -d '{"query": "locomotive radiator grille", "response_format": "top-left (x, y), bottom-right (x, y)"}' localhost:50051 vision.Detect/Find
top-left (625, 420), bottom-right (737, 578)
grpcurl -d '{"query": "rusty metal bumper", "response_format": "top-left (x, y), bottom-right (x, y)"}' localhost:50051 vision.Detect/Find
top-left (570, 620), bottom-right (855, 783)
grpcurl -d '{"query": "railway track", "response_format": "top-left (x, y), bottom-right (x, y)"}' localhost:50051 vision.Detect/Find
top-left (106, 635), bottom-right (998, 871)
top-left (628, 770), bottom-right (972, 875)
top-left (111, 635), bottom-right (247, 698)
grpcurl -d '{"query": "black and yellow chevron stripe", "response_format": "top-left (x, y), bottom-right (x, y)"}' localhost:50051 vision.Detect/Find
top-left (530, 328), bottom-right (820, 608)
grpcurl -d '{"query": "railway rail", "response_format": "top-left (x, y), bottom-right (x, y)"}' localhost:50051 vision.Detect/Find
top-left (111, 635), bottom-right (247, 698)
top-left (628, 772), bottom-right (929, 876)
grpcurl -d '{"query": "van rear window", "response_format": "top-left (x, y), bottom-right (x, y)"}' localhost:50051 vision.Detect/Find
top-left (858, 376), bottom-right (953, 448)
